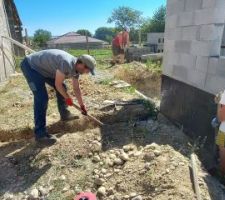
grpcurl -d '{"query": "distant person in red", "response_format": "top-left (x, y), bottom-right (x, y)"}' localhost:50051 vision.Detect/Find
top-left (111, 27), bottom-right (130, 64)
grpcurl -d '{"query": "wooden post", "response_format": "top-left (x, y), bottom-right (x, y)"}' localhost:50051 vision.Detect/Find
top-left (139, 29), bottom-right (142, 47)
top-left (25, 28), bottom-right (29, 45)
top-left (86, 31), bottom-right (90, 54)
top-left (1, 37), bottom-right (7, 79)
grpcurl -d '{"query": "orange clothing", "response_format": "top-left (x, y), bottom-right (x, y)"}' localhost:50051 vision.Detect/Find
top-left (112, 31), bottom-right (129, 47)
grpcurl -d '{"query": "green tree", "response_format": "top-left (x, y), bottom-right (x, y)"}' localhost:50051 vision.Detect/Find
top-left (94, 27), bottom-right (116, 43)
top-left (142, 5), bottom-right (166, 34)
top-left (76, 29), bottom-right (92, 37)
top-left (107, 6), bottom-right (143, 29)
top-left (33, 29), bottom-right (52, 48)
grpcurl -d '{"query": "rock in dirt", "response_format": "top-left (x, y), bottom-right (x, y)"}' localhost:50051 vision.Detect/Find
top-left (129, 192), bottom-right (137, 198)
top-left (113, 158), bottom-right (124, 165)
top-left (132, 195), bottom-right (143, 200)
top-left (119, 152), bottom-right (129, 161)
top-left (3, 193), bottom-right (14, 200)
top-left (93, 155), bottom-right (101, 162)
top-left (153, 150), bottom-right (161, 156)
top-left (90, 141), bottom-right (102, 152)
top-left (123, 145), bottom-right (135, 152)
top-left (29, 188), bottom-right (39, 199)
top-left (143, 152), bottom-right (155, 162)
top-left (97, 186), bottom-right (106, 196)
top-left (95, 177), bottom-right (105, 186)
top-left (38, 186), bottom-right (48, 196)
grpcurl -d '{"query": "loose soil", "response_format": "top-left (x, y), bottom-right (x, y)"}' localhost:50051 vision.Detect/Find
top-left (0, 63), bottom-right (224, 200)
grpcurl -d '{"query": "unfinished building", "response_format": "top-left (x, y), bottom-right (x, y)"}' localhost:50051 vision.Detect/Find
top-left (161, 0), bottom-right (225, 158)
top-left (0, 0), bottom-right (23, 82)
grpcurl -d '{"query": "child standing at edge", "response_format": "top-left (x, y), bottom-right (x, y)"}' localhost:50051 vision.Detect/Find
top-left (216, 90), bottom-right (225, 175)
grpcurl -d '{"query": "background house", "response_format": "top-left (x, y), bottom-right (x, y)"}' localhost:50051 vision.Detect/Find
top-left (47, 32), bottom-right (108, 49)
top-left (147, 32), bottom-right (164, 53)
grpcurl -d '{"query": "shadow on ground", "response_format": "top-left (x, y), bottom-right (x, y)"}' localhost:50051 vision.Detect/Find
top-left (0, 99), bottom-right (224, 199)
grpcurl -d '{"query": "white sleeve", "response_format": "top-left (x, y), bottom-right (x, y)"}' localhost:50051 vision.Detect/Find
top-left (220, 91), bottom-right (225, 105)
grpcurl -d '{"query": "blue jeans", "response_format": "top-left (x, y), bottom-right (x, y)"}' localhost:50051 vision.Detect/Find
top-left (20, 58), bottom-right (68, 138)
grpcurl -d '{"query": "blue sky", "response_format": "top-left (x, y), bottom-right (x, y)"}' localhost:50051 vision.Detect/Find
top-left (14, 0), bottom-right (166, 36)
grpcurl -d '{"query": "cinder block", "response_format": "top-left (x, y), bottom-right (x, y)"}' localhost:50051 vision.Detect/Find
top-left (205, 74), bottom-right (225, 94)
top-left (187, 69), bottom-right (207, 89)
top-left (175, 40), bottom-right (192, 54)
top-left (177, 53), bottom-right (197, 69)
top-left (162, 63), bottom-right (174, 76)
top-left (194, 8), bottom-right (225, 25)
top-left (164, 39), bottom-right (175, 53)
top-left (172, 65), bottom-right (188, 81)
top-left (191, 41), bottom-right (221, 57)
top-left (165, 15), bottom-right (178, 29)
top-left (196, 56), bottom-right (209, 72)
top-left (182, 26), bottom-right (200, 40)
top-left (177, 11), bottom-right (194, 27)
top-left (185, 0), bottom-right (202, 12)
top-left (165, 28), bottom-right (182, 40)
top-left (199, 24), bottom-right (224, 41)
top-left (208, 57), bottom-right (225, 75)
top-left (167, 0), bottom-right (185, 16)
top-left (202, 0), bottom-right (225, 9)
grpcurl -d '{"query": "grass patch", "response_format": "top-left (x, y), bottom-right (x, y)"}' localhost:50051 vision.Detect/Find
top-left (146, 59), bottom-right (162, 73)
top-left (121, 86), bottom-right (136, 94)
top-left (141, 99), bottom-right (158, 119)
top-left (68, 48), bottom-right (112, 61)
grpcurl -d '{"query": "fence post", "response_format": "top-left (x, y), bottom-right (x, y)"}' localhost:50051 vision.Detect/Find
top-left (1, 37), bottom-right (7, 79)
top-left (86, 31), bottom-right (90, 54)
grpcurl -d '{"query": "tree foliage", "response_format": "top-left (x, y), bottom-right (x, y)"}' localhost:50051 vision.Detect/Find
top-left (107, 6), bottom-right (143, 28)
top-left (142, 5), bottom-right (166, 34)
top-left (76, 29), bottom-right (92, 37)
top-left (94, 27), bottom-right (116, 43)
top-left (33, 29), bottom-right (52, 48)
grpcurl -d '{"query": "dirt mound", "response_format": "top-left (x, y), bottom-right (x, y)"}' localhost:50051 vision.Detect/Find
top-left (113, 62), bottom-right (161, 99)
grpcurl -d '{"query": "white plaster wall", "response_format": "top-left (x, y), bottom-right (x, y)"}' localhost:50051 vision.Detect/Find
top-left (163, 0), bottom-right (225, 94)
top-left (0, 0), bottom-right (15, 82)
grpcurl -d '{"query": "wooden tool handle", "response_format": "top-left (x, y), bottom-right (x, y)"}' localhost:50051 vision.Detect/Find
top-left (72, 103), bottom-right (104, 126)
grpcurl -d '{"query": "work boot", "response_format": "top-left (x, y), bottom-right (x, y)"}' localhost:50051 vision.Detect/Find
top-left (35, 134), bottom-right (57, 146)
top-left (60, 111), bottom-right (79, 121)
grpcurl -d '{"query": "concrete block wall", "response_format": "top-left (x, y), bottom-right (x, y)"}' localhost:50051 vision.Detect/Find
top-left (0, 0), bottom-right (15, 82)
top-left (163, 0), bottom-right (225, 94)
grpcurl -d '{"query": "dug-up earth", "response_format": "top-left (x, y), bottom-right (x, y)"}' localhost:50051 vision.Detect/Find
top-left (0, 64), bottom-right (225, 200)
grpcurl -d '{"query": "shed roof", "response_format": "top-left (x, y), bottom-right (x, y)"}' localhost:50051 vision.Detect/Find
top-left (47, 32), bottom-right (108, 45)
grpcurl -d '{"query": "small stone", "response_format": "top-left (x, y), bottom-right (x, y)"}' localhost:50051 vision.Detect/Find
top-left (120, 152), bottom-right (129, 161)
top-left (132, 195), bottom-right (143, 200)
top-left (3, 193), bottom-right (14, 200)
top-left (113, 158), bottom-right (124, 165)
top-left (144, 143), bottom-right (159, 150)
top-left (95, 177), bottom-right (105, 186)
top-left (38, 186), bottom-right (48, 196)
top-left (101, 168), bottom-right (107, 174)
top-left (29, 188), bottom-right (39, 199)
top-left (91, 141), bottom-right (102, 152)
top-left (107, 187), bottom-right (114, 195)
top-left (59, 175), bottom-right (66, 180)
top-left (166, 169), bottom-right (170, 173)
top-left (144, 162), bottom-right (151, 170)
top-left (130, 192), bottom-right (137, 198)
top-left (123, 145), bottom-right (135, 152)
top-left (134, 151), bottom-right (142, 157)
top-left (143, 152), bottom-right (155, 162)
top-left (98, 186), bottom-right (106, 196)
top-left (114, 168), bottom-right (121, 173)
top-left (124, 195), bottom-right (130, 199)
top-left (62, 184), bottom-right (70, 192)
top-left (109, 154), bottom-right (117, 159)
top-left (153, 150), bottom-right (161, 156)
top-left (93, 155), bottom-right (101, 162)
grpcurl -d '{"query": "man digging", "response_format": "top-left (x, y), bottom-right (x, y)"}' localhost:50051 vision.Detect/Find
top-left (20, 49), bottom-right (96, 145)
